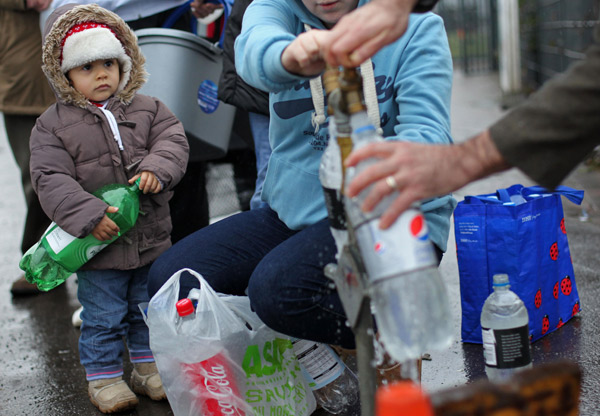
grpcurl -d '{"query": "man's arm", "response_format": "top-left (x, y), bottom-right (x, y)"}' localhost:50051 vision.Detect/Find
top-left (489, 25), bottom-right (600, 189)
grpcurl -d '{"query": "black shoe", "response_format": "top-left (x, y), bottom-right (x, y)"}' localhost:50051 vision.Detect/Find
top-left (10, 275), bottom-right (41, 296)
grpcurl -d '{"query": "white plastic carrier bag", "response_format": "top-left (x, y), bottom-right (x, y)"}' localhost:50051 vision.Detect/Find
top-left (143, 268), bottom-right (317, 416)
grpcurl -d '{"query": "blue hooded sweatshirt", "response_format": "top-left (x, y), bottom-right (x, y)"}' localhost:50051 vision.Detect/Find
top-left (235, 0), bottom-right (457, 251)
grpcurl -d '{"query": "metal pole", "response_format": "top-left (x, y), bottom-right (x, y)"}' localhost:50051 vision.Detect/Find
top-left (323, 66), bottom-right (378, 416)
top-left (354, 299), bottom-right (377, 416)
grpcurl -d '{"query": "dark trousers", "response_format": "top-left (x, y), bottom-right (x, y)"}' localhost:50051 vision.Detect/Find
top-left (3, 113), bottom-right (51, 253)
top-left (148, 207), bottom-right (356, 348)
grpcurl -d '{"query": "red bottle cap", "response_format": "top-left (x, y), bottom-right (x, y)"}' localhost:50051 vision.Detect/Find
top-left (176, 298), bottom-right (194, 317)
top-left (376, 381), bottom-right (434, 416)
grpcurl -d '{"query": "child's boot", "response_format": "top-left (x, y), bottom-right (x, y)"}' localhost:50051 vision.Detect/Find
top-left (88, 376), bottom-right (138, 414)
top-left (131, 362), bottom-right (166, 400)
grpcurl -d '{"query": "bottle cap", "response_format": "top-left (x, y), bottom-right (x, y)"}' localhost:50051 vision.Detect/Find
top-left (376, 381), bottom-right (434, 416)
top-left (176, 298), bottom-right (195, 317)
top-left (492, 274), bottom-right (510, 287)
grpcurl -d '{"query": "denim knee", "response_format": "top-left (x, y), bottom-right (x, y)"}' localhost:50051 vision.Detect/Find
top-left (246, 270), bottom-right (283, 332)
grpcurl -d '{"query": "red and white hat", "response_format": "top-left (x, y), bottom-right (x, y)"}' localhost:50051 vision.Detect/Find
top-left (61, 22), bottom-right (132, 90)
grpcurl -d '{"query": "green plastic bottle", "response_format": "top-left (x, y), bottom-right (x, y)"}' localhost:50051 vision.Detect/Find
top-left (19, 178), bottom-right (142, 291)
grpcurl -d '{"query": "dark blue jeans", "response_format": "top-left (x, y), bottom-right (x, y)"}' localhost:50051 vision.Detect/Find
top-left (78, 265), bottom-right (153, 380)
top-left (148, 207), bottom-right (356, 348)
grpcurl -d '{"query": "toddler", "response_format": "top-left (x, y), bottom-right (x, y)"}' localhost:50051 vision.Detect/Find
top-left (32, 4), bottom-right (189, 413)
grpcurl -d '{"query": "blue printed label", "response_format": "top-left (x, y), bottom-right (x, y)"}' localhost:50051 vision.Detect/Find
top-left (197, 80), bottom-right (219, 114)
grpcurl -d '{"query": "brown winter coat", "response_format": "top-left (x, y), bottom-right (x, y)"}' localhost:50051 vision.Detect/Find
top-left (0, 0), bottom-right (55, 115)
top-left (30, 4), bottom-right (189, 271)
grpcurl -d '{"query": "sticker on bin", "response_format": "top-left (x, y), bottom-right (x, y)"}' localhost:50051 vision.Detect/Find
top-left (197, 80), bottom-right (220, 114)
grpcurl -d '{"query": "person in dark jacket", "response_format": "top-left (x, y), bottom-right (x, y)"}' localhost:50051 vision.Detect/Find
top-left (1, 0), bottom-right (55, 296)
top-left (192, 0), bottom-right (271, 209)
top-left (35, 4), bottom-right (189, 412)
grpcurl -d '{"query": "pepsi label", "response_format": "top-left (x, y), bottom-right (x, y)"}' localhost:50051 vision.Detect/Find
top-left (354, 208), bottom-right (437, 282)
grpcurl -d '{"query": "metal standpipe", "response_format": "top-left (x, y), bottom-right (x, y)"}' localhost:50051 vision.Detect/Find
top-left (323, 67), bottom-right (377, 416)
top-left (324, 238), bottom-right (377, 416)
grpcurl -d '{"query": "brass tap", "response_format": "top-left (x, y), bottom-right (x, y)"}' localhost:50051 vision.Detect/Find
top-left (323, 65), bottom-right (344, 116)
top-left (340, 67), bottom-right (366, 114)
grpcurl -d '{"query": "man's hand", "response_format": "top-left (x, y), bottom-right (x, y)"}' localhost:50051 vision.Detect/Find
top-left (322, 0), bottom-right (415, 67)
top-left (129, 171), bottom-right (162, 194)
top-left (281, 30), bottom-right (329, 77)
top-left (92, 206), bottom-right (120, 241)
top-left (345, 130), bottom-right (509, 229)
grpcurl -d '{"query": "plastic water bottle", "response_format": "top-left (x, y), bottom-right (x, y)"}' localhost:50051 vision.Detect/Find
top-left (19, 179), bottom-right (142, 290)
top-left (481, 274), bottom-right (532, 382)
top-left (344, 110), bottom-right (452, 364)
top-left (292, 339), bottom-right (359, 414)
top-left (176, 297), bottom-right (247, 415)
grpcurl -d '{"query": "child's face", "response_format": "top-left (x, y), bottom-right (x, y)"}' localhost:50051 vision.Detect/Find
top-left (301, 0), bottom-right (360, 28)
top-left (67, 58), bottom-right (120, 102)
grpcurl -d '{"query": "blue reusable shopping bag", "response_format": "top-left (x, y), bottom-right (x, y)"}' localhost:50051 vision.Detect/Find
top-left (454, 184), bottom-right (583, 343)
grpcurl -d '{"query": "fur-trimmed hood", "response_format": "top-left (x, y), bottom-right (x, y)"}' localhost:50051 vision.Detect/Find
top-left (42, 3), bottom-right (147, 108)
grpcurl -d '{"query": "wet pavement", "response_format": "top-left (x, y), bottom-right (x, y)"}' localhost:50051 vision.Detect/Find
top-left (1, 70), bottom-right (599, 415)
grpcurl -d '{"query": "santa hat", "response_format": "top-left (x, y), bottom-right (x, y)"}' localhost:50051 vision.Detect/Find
top-left (61, 22), bottom-right (132, 92)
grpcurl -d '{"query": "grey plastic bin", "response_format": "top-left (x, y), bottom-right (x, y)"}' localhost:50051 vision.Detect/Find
top-left (136, 28), bottom-right (236, 161)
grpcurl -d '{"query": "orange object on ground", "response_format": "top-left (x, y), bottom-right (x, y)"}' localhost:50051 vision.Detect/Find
top-left (376, 381), bottom-right (434, 416)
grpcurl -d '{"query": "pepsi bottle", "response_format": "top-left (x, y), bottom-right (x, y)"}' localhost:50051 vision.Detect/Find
top-left (342, 77), bottom-right (452, 364)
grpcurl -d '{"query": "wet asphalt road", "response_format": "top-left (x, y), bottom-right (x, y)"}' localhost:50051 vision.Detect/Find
top-left (1, 71), bottom-right (599, 415)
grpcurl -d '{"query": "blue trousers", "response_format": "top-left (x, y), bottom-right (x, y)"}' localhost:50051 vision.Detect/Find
top-left (78, 265), bottom-right (154, 380)
top-left (248, 112), bottom-right (271, 210)
top-left (148, 207), bottom-right (356, 348)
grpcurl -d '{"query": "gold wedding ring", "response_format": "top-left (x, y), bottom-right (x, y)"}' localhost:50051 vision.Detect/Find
top-left (385, 175), bottom-right (399, 191)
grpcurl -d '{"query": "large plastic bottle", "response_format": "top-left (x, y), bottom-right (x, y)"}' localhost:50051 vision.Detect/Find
top-left (292, 339), bottom-right (359, 414)
top-left (176, 298), bottom-right (247, 415)
top-left (342, 78), bottom-right (452, 363)
top-left (19, 179), bottom-right (142, 291)
top-left (481, 274), bottom-right (532, 382)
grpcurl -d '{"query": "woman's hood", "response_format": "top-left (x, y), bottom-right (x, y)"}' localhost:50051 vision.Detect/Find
top-left (42, 3), bottom-right (147, 108)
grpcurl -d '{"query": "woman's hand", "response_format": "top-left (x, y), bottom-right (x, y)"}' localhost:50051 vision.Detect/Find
top-left (281, 30), bottom-right (329, 77)
top-left (26, 0), bottom-right (52, 12)
top-left (189, 0), bottom-right (223, 19)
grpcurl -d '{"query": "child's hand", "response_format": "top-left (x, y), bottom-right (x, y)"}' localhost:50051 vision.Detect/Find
top-left (129, 171), bottom-right (162, 194)
top-left (281, 30), bottom-right (328, 77)
top-left (92, 206), bottom-right (120, 241)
